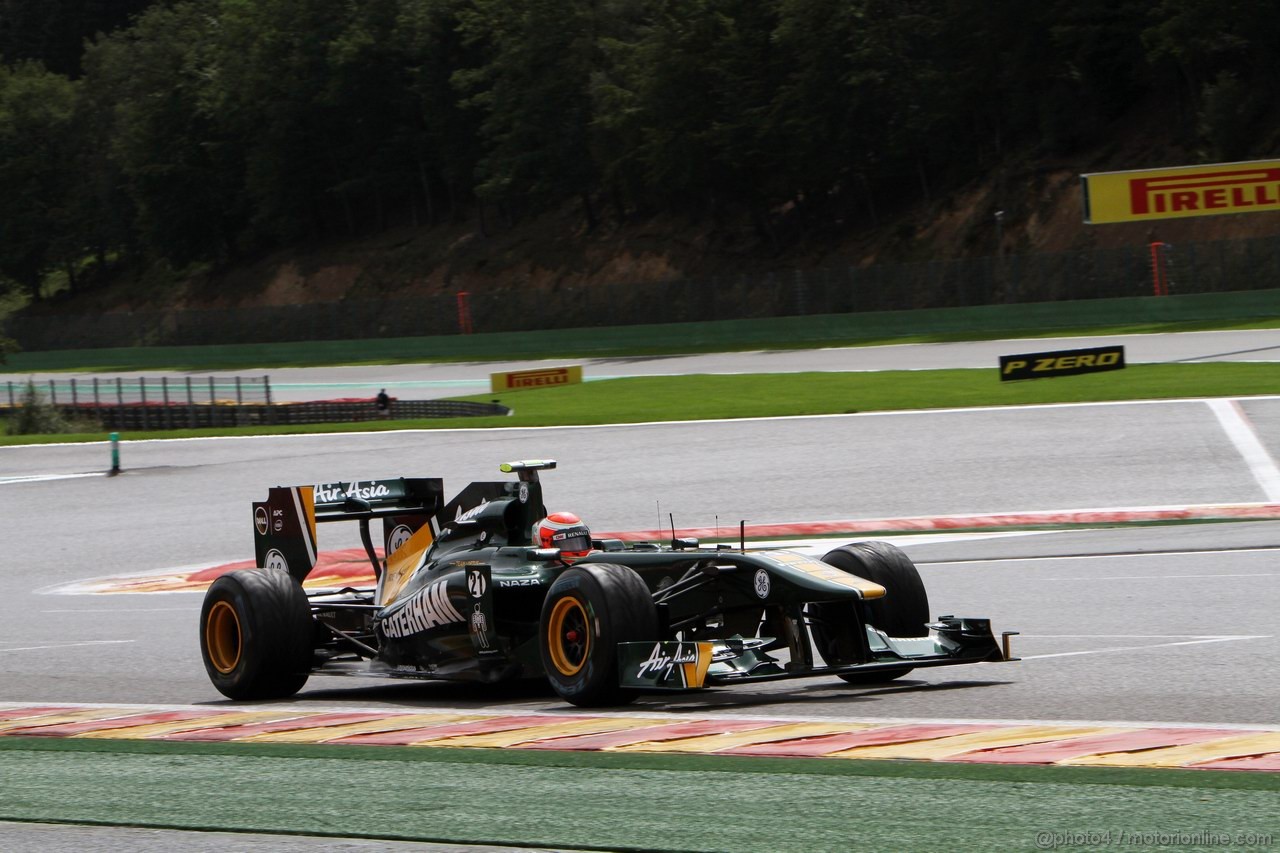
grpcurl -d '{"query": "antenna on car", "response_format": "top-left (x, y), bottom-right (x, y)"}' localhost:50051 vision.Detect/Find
top-left (669, 512), bottom-right (677, 548)
top-left (740, 520), bottom-right (746, 553)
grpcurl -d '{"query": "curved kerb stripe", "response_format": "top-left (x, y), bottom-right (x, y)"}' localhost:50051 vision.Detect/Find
top-left (0, 704), bottom-right (1276, 771)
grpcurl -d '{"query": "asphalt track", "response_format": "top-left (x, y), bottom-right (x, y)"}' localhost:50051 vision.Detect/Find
top-left (2, 395), bottom-right (1279, 725)
top-left (7, 327), bottom-right (1280, 401)
top-left (4, 335), bottom-right (1280, 848)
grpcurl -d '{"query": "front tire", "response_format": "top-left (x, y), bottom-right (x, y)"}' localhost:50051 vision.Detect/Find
top-left (811, 541), bottom-right (929, 684)
top-left (199, 568), bottom-right (314, 700)
top-left (539, 563), bottom-right (658, 707)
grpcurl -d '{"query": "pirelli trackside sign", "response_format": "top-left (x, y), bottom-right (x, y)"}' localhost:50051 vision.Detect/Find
top-left (1082, 159), bottom-right (1280, 224)
top-left (490, 365), bottom-right (583, 393)
top-left (999, 345), bottom-right (1125, 382)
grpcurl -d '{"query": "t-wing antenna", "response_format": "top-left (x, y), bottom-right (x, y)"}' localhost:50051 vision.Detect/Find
top-left (499, 459), bottom-right (557, 484)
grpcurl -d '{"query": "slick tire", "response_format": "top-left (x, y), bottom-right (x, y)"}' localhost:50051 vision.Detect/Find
top-left (199, 568), bottom-right (314, 700)
top-left (811, 541), bottom-right (929, 684)
top-left (539, 563), bottom-right (658, 707)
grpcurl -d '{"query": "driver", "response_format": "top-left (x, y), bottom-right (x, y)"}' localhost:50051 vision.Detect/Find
top-left (536, 512), bottom-right (595, 563)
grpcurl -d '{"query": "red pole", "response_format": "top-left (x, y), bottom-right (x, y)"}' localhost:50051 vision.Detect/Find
top-left (1148, 241), bottom-right (1166, 296)
top-left (456, 291), bottom-right (473, 334)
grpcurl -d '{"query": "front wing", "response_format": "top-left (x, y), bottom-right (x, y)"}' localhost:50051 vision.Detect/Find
top-left (618, 616), bottom-right (1012, 691)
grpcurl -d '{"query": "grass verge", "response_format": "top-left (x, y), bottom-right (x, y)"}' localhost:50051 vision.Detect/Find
top-left (3, 362), bottom-right (1277, 447)
top-left (0, 737), bottom-right (1274, 852)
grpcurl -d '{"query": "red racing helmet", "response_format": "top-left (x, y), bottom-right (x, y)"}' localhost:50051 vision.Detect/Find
top-left (536, 511), bottom-right (593, 563)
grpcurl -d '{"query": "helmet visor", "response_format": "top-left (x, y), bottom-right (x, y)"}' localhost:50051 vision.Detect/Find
top-left (552, 531), bottom-right (593, 554)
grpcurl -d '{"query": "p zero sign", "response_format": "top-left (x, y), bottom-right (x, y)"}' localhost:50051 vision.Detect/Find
top-left (1082, 159), bottom-right (1280, 224)
top-left (490, 365), bottom-right (583, 393)
top-left (1000, 345), bottom-right (1125, 382)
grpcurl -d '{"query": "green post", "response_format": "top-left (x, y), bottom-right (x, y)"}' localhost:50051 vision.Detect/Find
top-left (110, 432), bottom-right (120, 475)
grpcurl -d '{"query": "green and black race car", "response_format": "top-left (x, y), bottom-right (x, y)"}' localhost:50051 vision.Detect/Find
top-left (199, 460), bottom-right (1014, 707)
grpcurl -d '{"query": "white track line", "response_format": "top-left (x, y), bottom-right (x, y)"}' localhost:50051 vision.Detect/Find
top-left (1041, 573), bottom-right (1278, 581)
top-left (1206, 398), bottom-right (1280, 501)
top-left (0, 472), bottom-right (108, 485)
top-left (0, 639), bottom-right (135, 653)
top-left (926, 547), bottom-right (1280, 566)
top-left (40, 608), bottom-right (194, 613)
top-left (1021, 635), bottom-right (1267, 660)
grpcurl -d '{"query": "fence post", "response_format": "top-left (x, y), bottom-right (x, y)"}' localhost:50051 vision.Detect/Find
top-left (265, 375), bottom-right (275, 425)
top-left (139, 378), bottom-right (149, 430)
top-left (71, 378), bottom-right (78, 408)
top-left (109, 432), bottom-right (120, 475)
top-left (186, 377), bottom-right (195, 429)
top-left (8, 381), bottom-right (14, 409)
top-left (48, 379), bottom-right (57, 405)
top-left (162, 377), bottom-right (172, 429)
top-left (93, 377), bottom-right (99, 410)
top-left (208, 376), bottom-right (217, 426)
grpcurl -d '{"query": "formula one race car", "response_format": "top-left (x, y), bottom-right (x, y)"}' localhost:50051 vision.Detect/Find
top-left (199, 461), bottom-right (1014, 706)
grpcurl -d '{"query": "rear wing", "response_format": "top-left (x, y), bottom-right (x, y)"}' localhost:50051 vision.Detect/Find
top-left (251, 461), bottom-right (554, 588)
top-left (253, 478), bottom-right (446, 584)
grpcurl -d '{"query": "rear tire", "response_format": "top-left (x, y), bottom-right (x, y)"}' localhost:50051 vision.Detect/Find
top-left (539, 563), bottom-right (658, 707)
top-left (811, 541), bottom-right (929, 684)
top-left (199, 568), bottom-right (314, 700)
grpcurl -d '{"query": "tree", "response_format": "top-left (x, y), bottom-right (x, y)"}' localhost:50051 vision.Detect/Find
top-left (207, 0), bottom-right (421, 244)
top-left (0, 0), bottom-right (159, 76)
top-left (454, 0), bottom-right (604, 226)
top-left (767, 2), bottom-right (947, 217)
top-left (80, 1), bottom-right (244, 266)
top-left (395, 0), bottom-right (487, 223)
top-left (593, 1), bottom-right (768, 216)
top-left (1144, 0), bottom-right (1280, 156)
top-left (0, 61), bottom-right (80, 298)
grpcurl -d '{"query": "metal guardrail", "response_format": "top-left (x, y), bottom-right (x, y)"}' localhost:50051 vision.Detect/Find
top-left (3, 375), bottom-right (272, 429)
top-left (1, 376), bottom-right (508, 430)
top-left (5, 376), bottom-right (270, 408)
top-left (5, 376), bottom-right (271, 428)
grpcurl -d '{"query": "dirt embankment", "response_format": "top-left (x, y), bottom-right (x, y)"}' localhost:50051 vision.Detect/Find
top-left (47, 148), bottom-right (1280, 316)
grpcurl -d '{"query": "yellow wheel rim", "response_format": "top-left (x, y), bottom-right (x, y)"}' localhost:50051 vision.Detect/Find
top-left (547, 597), bottom-right (590, 677)
top-left (206, 600), bottom-right (242, 674)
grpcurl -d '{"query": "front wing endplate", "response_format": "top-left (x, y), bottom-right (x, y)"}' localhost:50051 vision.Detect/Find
top-left (618, 641), bottom-right (715, 690)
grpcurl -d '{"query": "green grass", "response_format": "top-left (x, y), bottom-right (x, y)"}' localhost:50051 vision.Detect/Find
top-left (461, 363), bottom-right (1280, 426)
top-left (0, 737), bottom-right (1274, 852)
top-left (4, 362), bottom-right (1276, 446)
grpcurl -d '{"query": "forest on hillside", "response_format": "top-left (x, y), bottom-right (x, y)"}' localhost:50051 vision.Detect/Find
top-left (1, 0), bottom-right (1277, 303)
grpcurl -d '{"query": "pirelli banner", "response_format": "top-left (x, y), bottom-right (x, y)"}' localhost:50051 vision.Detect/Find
top-left (1082, 159), bottom-right (1280, 224)
top-left (1000, 345), bottom-right (1125, 382)
top-left (490, 365), bottom-right (583, 393)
